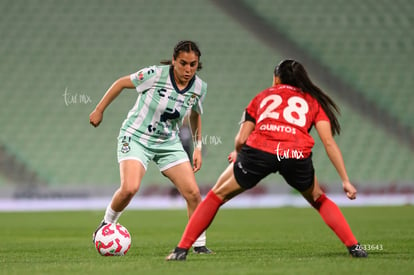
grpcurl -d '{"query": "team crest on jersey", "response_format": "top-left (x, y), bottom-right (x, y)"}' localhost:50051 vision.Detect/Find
top-left (186, 94), bottom-right (197, 107)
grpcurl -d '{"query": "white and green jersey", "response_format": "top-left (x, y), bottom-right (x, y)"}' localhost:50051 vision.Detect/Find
top-left (119, 65), bottom-right (207, 145)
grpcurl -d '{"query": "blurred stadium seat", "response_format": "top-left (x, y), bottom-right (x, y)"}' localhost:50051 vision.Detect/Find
top-left (0, 0), bottom-right (412, 196)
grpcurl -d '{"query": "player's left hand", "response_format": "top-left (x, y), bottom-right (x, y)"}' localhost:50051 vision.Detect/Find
top-left (227, 150), bottom-right (237, 163)
top-left (192, 148), bottom-right (202, 172)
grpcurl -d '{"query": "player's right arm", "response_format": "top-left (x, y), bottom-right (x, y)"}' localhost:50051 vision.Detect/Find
top-left (315, 120), bottom-right (357, 200)
top-left (89, 76), bottom-right (135, 127)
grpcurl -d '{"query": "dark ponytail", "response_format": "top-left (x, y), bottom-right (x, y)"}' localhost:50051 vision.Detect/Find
top-left (274, 60), bottom-right (341, 135)
top-left (160, 40), bottom-right (203, 71)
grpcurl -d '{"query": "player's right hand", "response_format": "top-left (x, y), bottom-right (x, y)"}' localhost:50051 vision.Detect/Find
top-left (343, 180), bottom-right (357, 200)
top-left (89, 109), bottom-right (103, 127)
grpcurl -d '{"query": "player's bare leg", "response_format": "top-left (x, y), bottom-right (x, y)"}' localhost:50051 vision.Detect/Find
top-left (211, 164), bottom-right (245, 202)
top-left (162, 161), bottom-right (213, 254)
top-left (92, 160), bottom-right (145, 243)
top-left (111, 160), bottom-right (146, 212)
top-left (166, 164), bottom-right (245, 260)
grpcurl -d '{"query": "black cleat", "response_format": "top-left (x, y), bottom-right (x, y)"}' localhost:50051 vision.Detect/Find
top-left (92, 220), bottom-right (107, 243)
top-left (193, 246), bottom-right (214, 254)
top-left (348, 243), bottom-right (368, 258)
top-left (166, 247), bottom-right (189, 261)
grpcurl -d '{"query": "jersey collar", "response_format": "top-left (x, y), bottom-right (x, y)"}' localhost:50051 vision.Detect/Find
top-left (169, 67), bottom-right (195, 94)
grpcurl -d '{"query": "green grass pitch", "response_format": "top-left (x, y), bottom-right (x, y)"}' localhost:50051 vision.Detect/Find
top-left (1, 206), bottom-right (413, 275)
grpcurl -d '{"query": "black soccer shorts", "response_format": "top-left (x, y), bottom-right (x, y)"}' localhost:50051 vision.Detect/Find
top-left (233, 145), bottom-right (315, 192)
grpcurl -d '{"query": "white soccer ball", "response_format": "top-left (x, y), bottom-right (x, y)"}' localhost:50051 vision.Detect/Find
top-left (94, 223), bottom-right (131, 256)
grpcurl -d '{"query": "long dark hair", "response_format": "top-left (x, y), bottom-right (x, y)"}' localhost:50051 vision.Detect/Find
top-left (160, 40), bottom-right (203, 71)
top-left (274, 59), bottom-right (341, 135)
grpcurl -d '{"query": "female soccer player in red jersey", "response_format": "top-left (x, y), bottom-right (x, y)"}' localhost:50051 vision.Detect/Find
top-left (166, 59), bottom-right (368, 260)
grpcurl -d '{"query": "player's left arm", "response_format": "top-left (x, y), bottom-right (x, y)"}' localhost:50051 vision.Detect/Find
top-left (235, 121), bottom-right (255, 152)
top-left (228, 109), bottom-right (256, 163)
top-left (228, 121), bottom-right (255, 163)
top-left (189, 109), bottom-right (202, 172)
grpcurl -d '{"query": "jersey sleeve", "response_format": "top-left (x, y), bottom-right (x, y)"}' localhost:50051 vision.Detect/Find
top-left (130, 65), bottom-right (157, 93)
top-left (191, 92), bottom-right (206, 114)
top-left (244, 95), bottom-right (260, 124)
top-left (191, 78), bottom-right (207, 115)
top-left (314, 103), bottom-right (330, 123)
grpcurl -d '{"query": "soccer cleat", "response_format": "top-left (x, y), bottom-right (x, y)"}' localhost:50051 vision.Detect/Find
top-left (348, 243), bottom-right (368, 258)
top-left (193, 246), bottom-right (214, 254)
top-left (165, 247), bottom-right (189, 261)
top-left (92, 220), bottom-right (107, 243)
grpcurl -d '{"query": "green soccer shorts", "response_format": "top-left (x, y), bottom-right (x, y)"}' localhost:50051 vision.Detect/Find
top-left (117, 135), bottom-right (190, 171)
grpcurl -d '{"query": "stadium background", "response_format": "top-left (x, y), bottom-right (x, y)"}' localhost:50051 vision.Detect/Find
top-left (0, 0), bottom-right (412, 209)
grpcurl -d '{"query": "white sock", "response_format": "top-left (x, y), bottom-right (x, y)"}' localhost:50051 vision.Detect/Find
top-left (192, 230), bottom-right (207, 247)
top-left (104, 204), bottom-right (122, 224)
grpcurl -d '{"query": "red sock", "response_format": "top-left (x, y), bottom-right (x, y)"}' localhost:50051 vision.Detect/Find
top-left (178, 190), bottom-right (223, 249)
top-left (312, 194), bottom-right (358, 247)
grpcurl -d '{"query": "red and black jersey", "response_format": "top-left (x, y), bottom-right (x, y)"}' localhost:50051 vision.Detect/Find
top-left (244, 84), bottom-right (329, 158)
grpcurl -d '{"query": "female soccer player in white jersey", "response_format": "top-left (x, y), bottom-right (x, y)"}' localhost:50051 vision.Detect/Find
top-left (166, 59), bottom-right (368, 260)
top-left (89, 40), bottom-right (212, 254)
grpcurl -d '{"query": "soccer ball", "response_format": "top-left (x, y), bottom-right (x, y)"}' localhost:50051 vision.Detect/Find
top-left (94, 223), bottom-right (131, 256)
